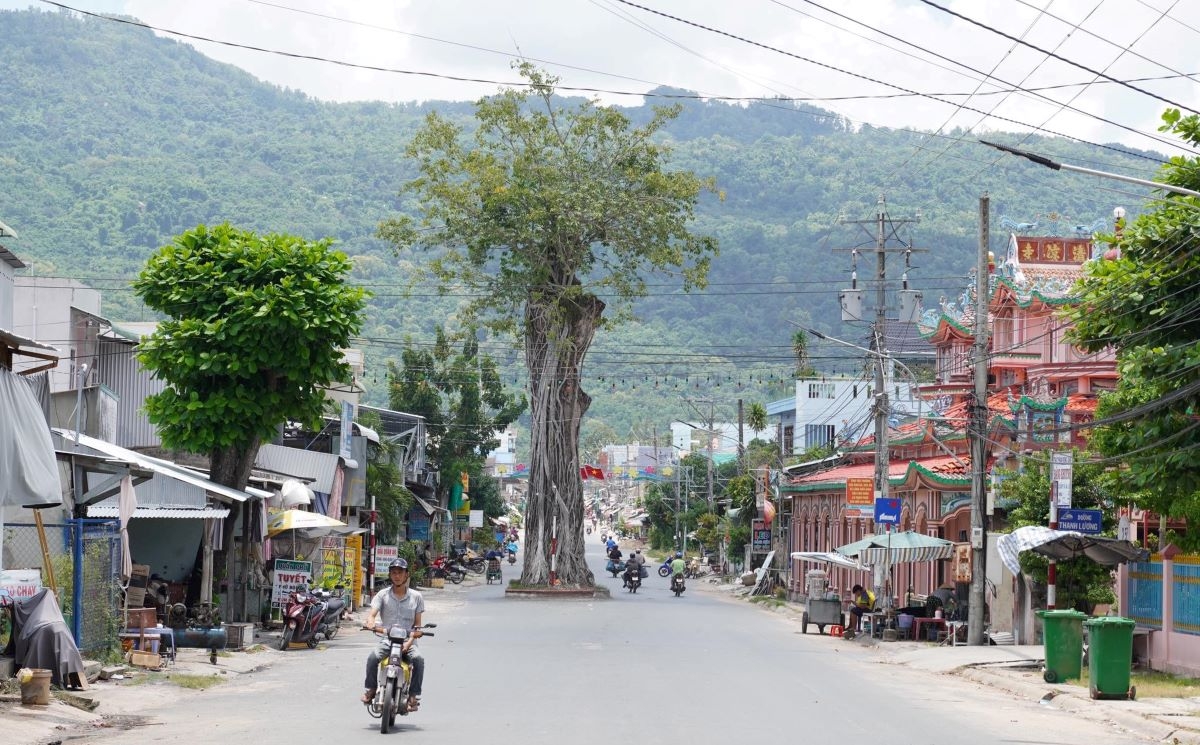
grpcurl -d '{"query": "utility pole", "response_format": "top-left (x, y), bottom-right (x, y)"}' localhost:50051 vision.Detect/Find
top-left (837, 196), bottom-right (923, 608)
top-left (968, 194), bottom-right (991, 645)
top-left (737, 398), bottom-right (745, 475)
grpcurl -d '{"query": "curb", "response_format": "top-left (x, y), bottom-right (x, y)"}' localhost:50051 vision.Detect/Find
top-left (958, 666), bottom-right (1200, 745)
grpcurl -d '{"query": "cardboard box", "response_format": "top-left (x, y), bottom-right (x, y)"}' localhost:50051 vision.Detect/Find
top-left (128, 650), bottom-right (161, 669)
top-left (125, 607), bottom-right (156, 629)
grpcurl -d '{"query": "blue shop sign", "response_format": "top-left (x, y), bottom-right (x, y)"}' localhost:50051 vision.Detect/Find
top-left (1057, 508), bottom-right (1102, 534)
top-left (874, 497), bottom-right (901, 525)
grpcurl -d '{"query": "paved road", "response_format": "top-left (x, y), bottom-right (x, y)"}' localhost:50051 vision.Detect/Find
top-left (75, 538), bottom-right (1151, 744)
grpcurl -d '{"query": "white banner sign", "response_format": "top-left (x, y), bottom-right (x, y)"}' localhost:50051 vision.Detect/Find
top-left (1051, 452), bottom-right (1073, 508)
top-left (271, 559), bottom-right (313, 609)
top-left (469, 510), bottom-right (484, 528)
top-left (0, 569), bottom-right (42, 601)
top-left (374, 545), bottom-right (398, 576)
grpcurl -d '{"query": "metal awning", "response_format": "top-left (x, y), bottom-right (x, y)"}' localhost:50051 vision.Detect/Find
top-left (87, 505), bottom-right (231, 519)
top-left (52, 428), bottom-right (259, 504)
top-left (411, 494), bottom-right (441, 516)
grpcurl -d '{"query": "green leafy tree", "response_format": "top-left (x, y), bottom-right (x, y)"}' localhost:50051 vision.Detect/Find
top-left (386, 326), bottom-right (525, 516)
top-left (1066, 108), bottom-right (1200, 522)
top-left (379, 65), bottom-right (718, 586)
top-left (133, 223), bottom-right (367, 489)
top-left (997, 454), bottom-right (1117, 613)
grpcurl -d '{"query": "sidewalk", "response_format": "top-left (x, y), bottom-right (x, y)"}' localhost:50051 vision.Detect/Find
top-left (708, 579), bottom-right (1200, 745)
top-left (0, 581), bottom-right (470, 744)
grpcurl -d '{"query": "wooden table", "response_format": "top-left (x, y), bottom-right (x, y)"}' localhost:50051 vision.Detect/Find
top-left (913, 616), bottom-right (947, 642)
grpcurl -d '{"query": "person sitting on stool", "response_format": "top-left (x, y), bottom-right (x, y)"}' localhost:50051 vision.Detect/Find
top-left (850, 584), bottom-right (876, 631)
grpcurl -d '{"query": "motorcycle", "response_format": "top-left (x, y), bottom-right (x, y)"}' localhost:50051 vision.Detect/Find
top-left (365, 623), bottom-right (436, 734)
top-left (624, 564), bottom-right (641, 593)
top-left (657, 559), bottom-right (673, 578)
top-left (278, 584), bottom-right (343, 650)
top-left (671, 573), bottom-right (686, 597)
top-left (430, 557), bottom-right (466, 584)
top-left (605, 559), bottom-right (624, 578)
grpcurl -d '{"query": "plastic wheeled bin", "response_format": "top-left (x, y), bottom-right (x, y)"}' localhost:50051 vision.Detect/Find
top-left (1084, 616), bottom-right (1136, 700)
top-left (1036, 609), bottom-right (1087, 683)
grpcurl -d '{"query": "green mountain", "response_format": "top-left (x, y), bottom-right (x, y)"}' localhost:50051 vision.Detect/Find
top-left (0, 8), bottom-right (1164, 441)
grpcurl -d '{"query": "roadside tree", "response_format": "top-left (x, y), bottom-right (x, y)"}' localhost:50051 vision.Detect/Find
top-left (379, 65), bottom-right (718, 586)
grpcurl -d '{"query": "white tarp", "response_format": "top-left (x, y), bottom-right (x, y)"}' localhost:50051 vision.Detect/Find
top-left (0, 366), bottom-right (62, 508)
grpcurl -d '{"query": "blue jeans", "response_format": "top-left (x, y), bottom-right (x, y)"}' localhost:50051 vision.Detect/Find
top-left (366, 638), bottom-right (424, 696)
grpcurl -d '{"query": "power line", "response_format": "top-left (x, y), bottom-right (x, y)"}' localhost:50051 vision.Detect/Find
top-left (919, 0), bottom-right (1199, 115)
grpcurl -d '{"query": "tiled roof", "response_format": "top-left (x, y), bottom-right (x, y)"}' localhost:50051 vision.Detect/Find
top-left (784, 455), bottom-right (971, 490)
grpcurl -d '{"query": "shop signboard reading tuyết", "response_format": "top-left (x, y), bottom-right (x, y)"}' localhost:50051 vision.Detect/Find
top-left (271, 559), bottom-right (313, 610)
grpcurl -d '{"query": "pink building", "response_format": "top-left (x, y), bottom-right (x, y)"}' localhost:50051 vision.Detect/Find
top-left (783, 231), bottom-right (1117, 614)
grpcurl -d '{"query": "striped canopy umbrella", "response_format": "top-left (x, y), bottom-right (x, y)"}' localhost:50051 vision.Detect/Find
top-left (836, 530), bottom-right (955, 566)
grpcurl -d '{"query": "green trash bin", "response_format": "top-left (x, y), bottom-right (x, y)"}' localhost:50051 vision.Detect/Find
top-left (1084, 616), bottom-right (1136, 700)
top-left (1036, 609), bottom-right (1087, 683)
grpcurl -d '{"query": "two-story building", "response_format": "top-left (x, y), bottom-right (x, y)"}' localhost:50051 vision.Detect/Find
top-left (780, 228), bottom-right (1117, 620)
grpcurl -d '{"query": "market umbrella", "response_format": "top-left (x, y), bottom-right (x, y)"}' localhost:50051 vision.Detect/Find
top-left (835, 531), bottom-right (956, 565)
top-left (997, 526), bottom-right (1148, 576)
top-left (267, 509), bottom-right (355, 538)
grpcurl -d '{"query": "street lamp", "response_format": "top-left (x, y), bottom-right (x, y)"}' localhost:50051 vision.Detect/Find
top-left (979, 140), bottom-right (1200, 199)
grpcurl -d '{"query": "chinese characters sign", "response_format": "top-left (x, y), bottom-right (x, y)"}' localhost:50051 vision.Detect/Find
top-left (1015, 237), bottom-right (1093, 264)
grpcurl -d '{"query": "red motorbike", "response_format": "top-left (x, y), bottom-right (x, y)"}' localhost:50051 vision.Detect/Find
top-left (430, 556), bottom-right (466, 585)
top-left (278, 584), bottom-right (344, 650)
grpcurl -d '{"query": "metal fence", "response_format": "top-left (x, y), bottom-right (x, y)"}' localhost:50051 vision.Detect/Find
top-left (1128, 560), bottom-right (1163, 629)
top-left (2, 519), bottom-right (122, 653)
top-left (1173, 560), bottom-right (1200, 635)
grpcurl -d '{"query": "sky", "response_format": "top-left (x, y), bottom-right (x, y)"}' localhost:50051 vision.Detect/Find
top-left (4, 0), bottom-right (1199, 159)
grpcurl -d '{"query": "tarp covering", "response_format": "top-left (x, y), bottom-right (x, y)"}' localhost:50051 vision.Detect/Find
top-left (791, 551), bottom-right (865, 571)
top-left (997, 525), bottom-right (1149, 576)
top-left (0, 366), bottom-right (62, 508)
top-left (12, 587), bottom-right (87, 689)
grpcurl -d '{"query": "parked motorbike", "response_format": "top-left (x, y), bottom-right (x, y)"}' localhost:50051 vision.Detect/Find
top-left (365, 623), bottom-right (436, 734)
top-left (671, 573), bottom-right (686, 597)
top-left (430, 557), bottom-right (466, 584)
top-left (279, 584), bottom-right (343, 650)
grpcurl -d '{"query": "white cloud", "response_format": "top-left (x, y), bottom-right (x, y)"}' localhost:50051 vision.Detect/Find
top-left (6, 0), bottom-right (1199, 152)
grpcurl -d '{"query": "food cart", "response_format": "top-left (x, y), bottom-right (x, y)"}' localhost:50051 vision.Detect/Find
top-left (800, 569), bottom-right (844, 634)
top-left (792, 551), bottom-right (865, 635)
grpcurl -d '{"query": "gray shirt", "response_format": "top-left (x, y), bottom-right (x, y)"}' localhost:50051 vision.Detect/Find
top-left (370, 586), bottom-right (425, 631)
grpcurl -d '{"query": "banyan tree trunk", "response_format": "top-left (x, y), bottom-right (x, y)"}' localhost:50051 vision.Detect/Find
top-left (520, 290), bottom-right (603, 588)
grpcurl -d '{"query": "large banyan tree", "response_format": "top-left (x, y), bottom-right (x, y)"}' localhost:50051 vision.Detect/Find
top-left (379, 65), bottom-right (717, 587)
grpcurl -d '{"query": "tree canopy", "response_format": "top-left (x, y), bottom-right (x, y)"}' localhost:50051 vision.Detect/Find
top-left (133, 223), bottom-right (367, 488)
top-left (379, 65), bottom-right (718, 586)
top-left (1066, 109), bottom-right (1200, 521)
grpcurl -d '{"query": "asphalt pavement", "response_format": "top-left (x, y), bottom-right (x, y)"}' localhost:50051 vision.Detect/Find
top-left (3, 537), bottom-right (1200, 745)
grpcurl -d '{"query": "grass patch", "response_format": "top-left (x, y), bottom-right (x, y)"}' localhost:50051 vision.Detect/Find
top-left (1065, 669), bottom-right (1200, 698)
top-left (122, 672), bottom-right (167, 686)
top-left (216, 650), bottom-right (233, 658)
top-left (169, 674), bottom-right (226, 690)
top-left (243, 644), bottom-right (268, 654)
top-left (749, 596), bottom-right (786, 609)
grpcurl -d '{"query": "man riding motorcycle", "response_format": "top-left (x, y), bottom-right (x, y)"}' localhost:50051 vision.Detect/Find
top-left (362, 558), bottom-right (426, 712)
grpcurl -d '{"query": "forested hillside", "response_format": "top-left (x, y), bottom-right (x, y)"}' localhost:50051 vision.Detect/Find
top-left (0, 8), bottom-right (1165, 440)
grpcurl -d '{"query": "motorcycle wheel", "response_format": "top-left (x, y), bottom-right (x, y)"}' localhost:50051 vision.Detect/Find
top-left (470, 561), bottom-right (485, 574)
top-left (325, 622), bottom-right (339, 640)
top-left (278, 624), bottom-right (294, 651)
top-left (658, 566), bottom-right (670, 578)
top-left (380, 680), bottom-right (395, 734)
top-left (449, 570), bottom-right (465, 585)
top-left (307, 635), bottom-right (319, 649)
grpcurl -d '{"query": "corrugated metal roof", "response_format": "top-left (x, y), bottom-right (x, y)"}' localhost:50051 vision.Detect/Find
top-left (255, 444), bottom-right (340, 494)
top-left (51, 428), bottom-right (255, 503)
top-left (87, 505), bottom-right (230, 519)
